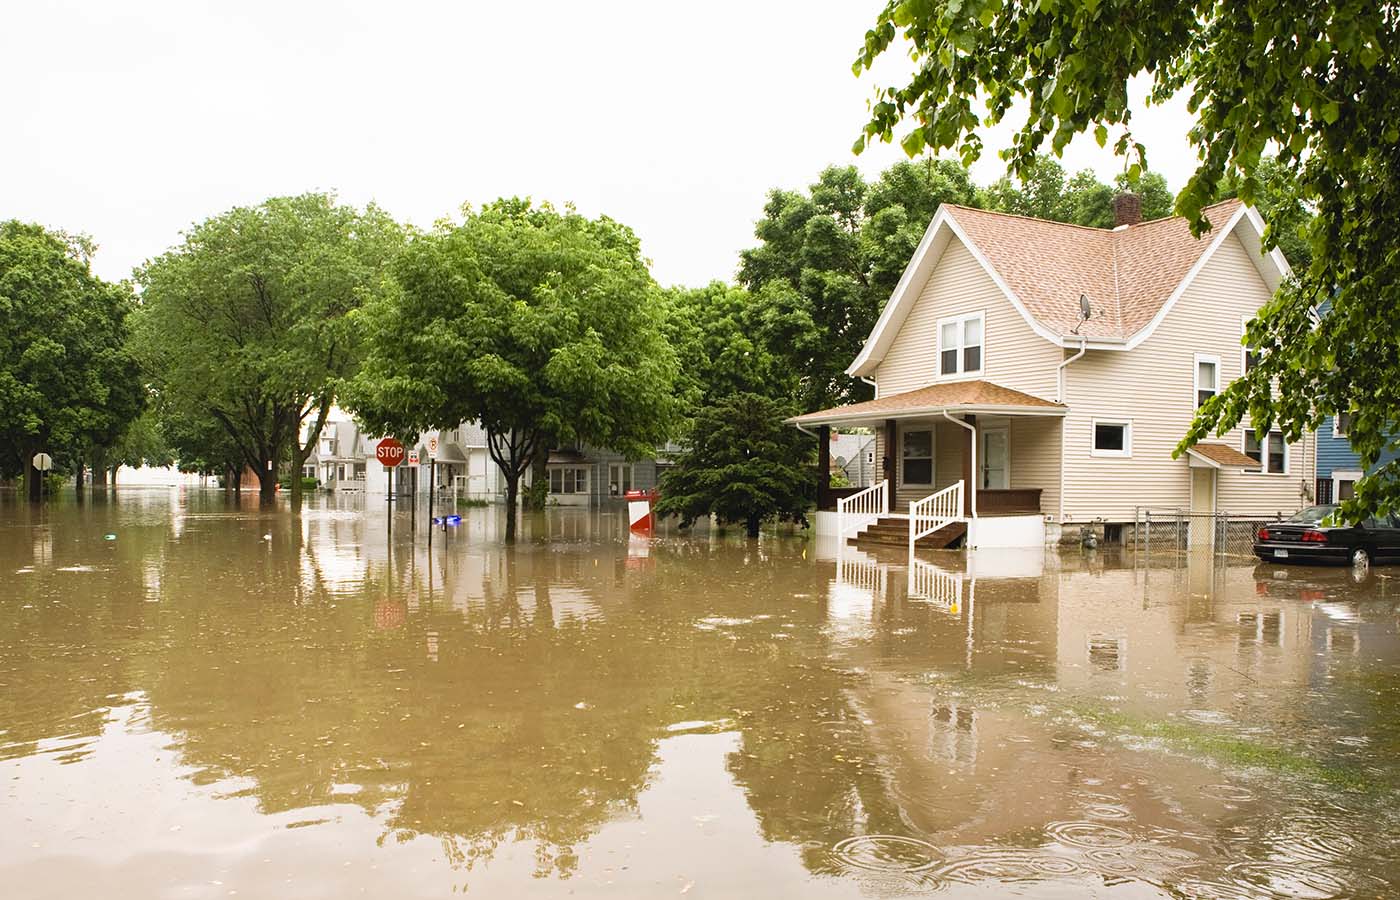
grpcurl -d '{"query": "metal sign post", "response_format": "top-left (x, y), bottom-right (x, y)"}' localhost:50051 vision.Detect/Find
top-left (376, 438), bottom-right (405, 540)
top-left (425, 432), bottom-right (440, 544)
top-left (406, 449), bottom-right (419, 533)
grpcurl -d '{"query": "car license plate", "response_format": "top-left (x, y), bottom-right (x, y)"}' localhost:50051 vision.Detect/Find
top-left (1274, 549), bottom-right (1289, 559)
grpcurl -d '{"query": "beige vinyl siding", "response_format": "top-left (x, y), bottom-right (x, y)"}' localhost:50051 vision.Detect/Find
top-left (1060, 232), bottom-right (1314, 522)
top-left (873, 239), bottom-right (1060, 400)
top-left (1009, 416), bottom-right (1061, 515)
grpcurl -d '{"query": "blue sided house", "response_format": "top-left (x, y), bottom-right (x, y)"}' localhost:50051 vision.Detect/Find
top-left (1314, 412), bottom-right (1400, 505)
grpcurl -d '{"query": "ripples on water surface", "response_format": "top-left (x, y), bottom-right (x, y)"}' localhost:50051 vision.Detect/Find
top-left (3, 489), bottom-right (1400, 898)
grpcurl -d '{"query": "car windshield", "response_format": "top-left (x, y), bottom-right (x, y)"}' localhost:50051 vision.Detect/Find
top-left (1286, 505), bottom-right (1338, 524)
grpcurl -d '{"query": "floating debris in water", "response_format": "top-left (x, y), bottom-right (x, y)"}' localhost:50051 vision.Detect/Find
top-left (103, 534), bottom-right (117, 541)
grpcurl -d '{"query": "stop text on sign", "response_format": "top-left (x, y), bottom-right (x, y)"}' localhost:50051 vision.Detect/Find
top-left (375, 438), bottom-right (406, 468)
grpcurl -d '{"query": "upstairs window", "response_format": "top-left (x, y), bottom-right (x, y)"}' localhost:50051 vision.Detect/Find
top-left (1244, 428), bottom-right (1287, 474)
top-left (1242, 316), bottom-right (1259, 374)
top-left (938, 312), bottom-right (984, 377)
top-left (1336, 411), bottom-right (1354, 438)
top-left (1195, 354), bottom-right (1219, 407)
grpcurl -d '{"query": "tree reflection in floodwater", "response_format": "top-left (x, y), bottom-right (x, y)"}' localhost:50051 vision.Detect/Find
top-left (2, 491), bottom-right (1400, 898)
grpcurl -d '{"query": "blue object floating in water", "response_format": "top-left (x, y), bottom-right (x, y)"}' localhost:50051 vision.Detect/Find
top-left (432, 515), bottom-right (462, 527)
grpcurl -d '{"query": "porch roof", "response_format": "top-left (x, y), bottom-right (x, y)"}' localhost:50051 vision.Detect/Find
top-left (787, 380), bottom-right (1067, 428)
top-left (1185, 442), bottom-right (1258, 469)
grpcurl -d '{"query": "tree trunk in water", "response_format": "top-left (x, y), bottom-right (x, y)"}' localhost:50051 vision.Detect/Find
top-left (24, 444), bottom-right (41, 502)
top-left (746, 513), bottom-right (761, 539)
top-left (523, 444), bottom-right (549, 511)
top-left (290, 464), bottom-right (303, 512)
top-left (109, 466), bottom-right (119, 486)
top-left (257, 465), bottom-right (277, 504)
top-left (75, 461), bottom-right (85, 493)
top-left (91, 449), bottom-right (109, 488)
top-left (504, 472), bottom-right (519, 542)
top-left (231, 468), bottom-right (242, 494)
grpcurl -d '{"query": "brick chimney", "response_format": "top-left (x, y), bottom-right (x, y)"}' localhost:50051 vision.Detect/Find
top-left (1112, 192), bottom-right (1142, 228)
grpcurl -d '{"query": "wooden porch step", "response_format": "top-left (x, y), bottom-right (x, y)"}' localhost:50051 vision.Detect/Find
top-left (849, 519), bottom-right (967, 550)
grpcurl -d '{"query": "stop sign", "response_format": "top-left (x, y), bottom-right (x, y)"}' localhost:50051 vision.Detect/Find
top-left (375, 437), bottom-right (405, 467)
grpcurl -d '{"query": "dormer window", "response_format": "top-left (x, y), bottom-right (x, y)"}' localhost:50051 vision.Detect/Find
top-left (939, 312), bottom-right (984, 377)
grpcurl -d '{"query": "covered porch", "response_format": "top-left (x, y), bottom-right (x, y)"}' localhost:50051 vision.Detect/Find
top-left (787, 381), bottom-right (1066, 549)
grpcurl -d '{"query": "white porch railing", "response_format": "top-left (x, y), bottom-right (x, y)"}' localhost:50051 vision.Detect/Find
top-left (907, 556), bottom-right (963, 613)
top-left (837, 479), bottom-right (889, 538)
top-left (909, 480), bottom-right (965, 553)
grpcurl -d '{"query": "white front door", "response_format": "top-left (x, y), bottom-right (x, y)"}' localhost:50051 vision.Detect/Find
top-left (979, 425), bottom-right (1009, 490)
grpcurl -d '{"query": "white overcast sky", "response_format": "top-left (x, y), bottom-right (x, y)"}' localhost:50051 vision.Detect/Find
top-left (3, 1), bottom-right (1199, 288)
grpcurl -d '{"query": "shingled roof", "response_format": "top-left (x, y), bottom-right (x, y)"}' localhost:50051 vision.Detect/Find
top-left (848, 198), bottom-right (1290, 376)
top-left (788, 380), bottom-right (1066, 427)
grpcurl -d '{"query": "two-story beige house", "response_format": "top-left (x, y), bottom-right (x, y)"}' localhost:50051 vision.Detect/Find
top-left (793, 195), bottom-right (1314, 549)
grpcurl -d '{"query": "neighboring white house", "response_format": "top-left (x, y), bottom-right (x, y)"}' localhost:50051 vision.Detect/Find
top-left (793, 195), bottom-right (1313, 549)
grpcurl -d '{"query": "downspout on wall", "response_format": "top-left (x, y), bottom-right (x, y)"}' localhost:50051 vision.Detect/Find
top-left (1056, 337), bottom-right (1088, 525)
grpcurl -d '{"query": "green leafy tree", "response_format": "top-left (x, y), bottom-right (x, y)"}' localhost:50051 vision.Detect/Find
top-left (663, 281), bottom-right (791, 411)
top-left (656, 392), bottom-right (813, 538)
top-left (740, 160), bottom-right (979, 412)
top-left (134, 194), bottom-right (403, 506)
top-left (1218, 157), bottom-right (1313, 270)
top-left (0, 221), bottom-right (142, 500)
top-left (347, 200), bottom-right (677, 540)
top-left (852, 0), bottom-right (1396, 518)
top-left (110, 409), bottom-right (175, 473)
top-left (980, 159), bottom-right (1175, 228)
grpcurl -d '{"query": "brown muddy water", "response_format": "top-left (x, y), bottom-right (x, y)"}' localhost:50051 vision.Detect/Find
top-left (3, 490), bottom-right (1400, 899)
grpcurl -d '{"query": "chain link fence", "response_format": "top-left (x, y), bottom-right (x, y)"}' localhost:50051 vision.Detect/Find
top-left (1132, 508), bottom-right (1282, 560)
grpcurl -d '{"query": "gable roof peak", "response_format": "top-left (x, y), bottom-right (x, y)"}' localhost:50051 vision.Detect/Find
top-left (847, 196), bottom-right (1283, 376)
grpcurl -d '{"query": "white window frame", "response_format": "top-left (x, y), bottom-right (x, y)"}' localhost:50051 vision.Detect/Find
top-left (937, 311), bottom-right (985, 379)
top-left (1242, 427), bottom-right (1289, 475)
top-left (1194, 353), bottom-right (1220, 408)
top-left (1332, 469), bottom-right (1362, 502)
top-left (899, 426), bottom-right (935, 487)
top-left (549, 466), bottom-right (590, 494)
top-left (608, 462), bottom-right (635, 496)
top-left (1090, 418), bottom-right (1133, 458)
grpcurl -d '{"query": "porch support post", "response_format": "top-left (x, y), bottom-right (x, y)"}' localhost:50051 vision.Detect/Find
top-left (884, 419), bottom-right (897, 494)
top-left (817, 425), bottom-right (832, 511)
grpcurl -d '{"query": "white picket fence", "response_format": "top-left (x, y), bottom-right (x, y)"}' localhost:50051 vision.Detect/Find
top-left (837, 479), bottom-right (889, 538)
top-left (909, 480), bottom-right (965, 553)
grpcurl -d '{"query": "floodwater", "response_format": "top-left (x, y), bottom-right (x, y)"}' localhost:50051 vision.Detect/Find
top-left (3, 491), bottom-right (1400, 899)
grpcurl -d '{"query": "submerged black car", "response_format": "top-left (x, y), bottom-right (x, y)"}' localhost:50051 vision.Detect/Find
top-left (1253, 505), bottom-right (1400, 567)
